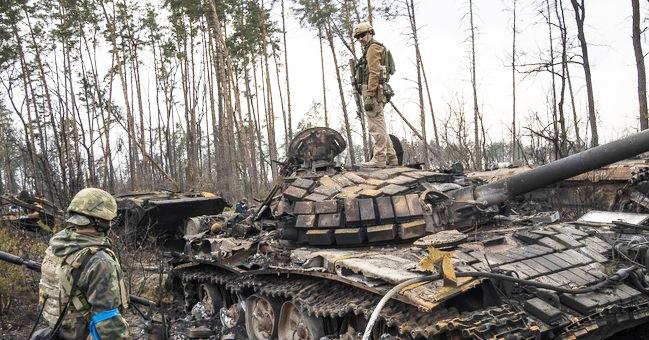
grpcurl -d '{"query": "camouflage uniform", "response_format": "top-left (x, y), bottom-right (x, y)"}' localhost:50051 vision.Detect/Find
top-left (361, 37), bottom-right (397, 166)
top-left (38, 188), bottom-right (130, 339)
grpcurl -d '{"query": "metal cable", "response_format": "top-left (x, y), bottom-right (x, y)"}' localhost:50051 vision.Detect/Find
top-left (361, 275), bottom-right (440, 340)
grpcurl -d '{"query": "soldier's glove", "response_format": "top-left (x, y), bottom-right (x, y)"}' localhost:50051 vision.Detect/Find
top-left (363, 96), bottom-right (376, 112)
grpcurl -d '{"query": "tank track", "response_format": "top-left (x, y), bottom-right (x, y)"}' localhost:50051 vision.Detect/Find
top-left (170, 265), bottom-right (539, 339)
top-left (556, 300), bottom-right (649, 339)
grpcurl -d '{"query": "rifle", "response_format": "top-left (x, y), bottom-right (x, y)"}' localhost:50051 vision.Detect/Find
top-left (350, 58), bottom-right (364, 120)
top-left (350, 58), bottom-right (371, 161)
top-left (0, 250), bottom-right (158, 308)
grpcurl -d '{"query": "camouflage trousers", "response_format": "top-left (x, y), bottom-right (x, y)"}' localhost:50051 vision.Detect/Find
top-left (366, 102), bottom-right (396, 162)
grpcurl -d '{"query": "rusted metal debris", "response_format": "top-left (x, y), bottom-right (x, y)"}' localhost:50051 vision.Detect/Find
top-left (114, 191), bottom-right (228, 249)
top-left (0, 192), bottom-right (63, 232)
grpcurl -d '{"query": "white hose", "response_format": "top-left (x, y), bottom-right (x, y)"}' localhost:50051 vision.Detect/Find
top-left (361, 275), bottom-right (438, 340)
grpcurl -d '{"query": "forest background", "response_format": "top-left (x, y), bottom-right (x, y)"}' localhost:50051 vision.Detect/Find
top-left (0, 0), bottom-right (647, 206)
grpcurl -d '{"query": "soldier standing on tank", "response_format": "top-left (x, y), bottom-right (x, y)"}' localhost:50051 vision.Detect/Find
top-left (33, 188), bottom-right (130, 339)
top-left (353, 22), bottom-right (398, 168)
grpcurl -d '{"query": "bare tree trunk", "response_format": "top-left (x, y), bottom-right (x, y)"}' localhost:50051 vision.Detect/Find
top-left (367, 0), bottom-right (373, 24)
top-left (632, 0), bottom-right (648, 130)
top-left (10, 25), bottom-right (39, 193)
top-left (318, 28), bottom-right (329, 127)
top-left (252, 58), bottom-right (268, 185)
top-left (565, 51), bottom-right (581, 147)
top-left (244, 62), bottom-right (260, 195)
top-left (272, 51), bottom-right (289, 152)
top-left (132, 41), bottom-right (147, 182)
top-left (100, 1), bottom-right (138, 189)
top-left (511, 0), bottom-right (517, 163)
top-left (406, 0), bottom-right (429, 165)
top-left (281, 0), bottom-right (293, 140)
top-left (420, 61), bottom-right (439, 148)
top-left (468, 0), bottom-right (482, 170)
top-left (545, 0), bottom-right (560, 159)
top-left (343, 0), bottom-right (369, 161)
top-left (259, 0), bottom-right (279, 179)
top-left (325, 22), bottom-right (356, 165)
top-left (570, 0), bottom-right (598, 146)
top-left (554, 0), bottom-right (569, 156)
top-left (24, 9), bottom-right (61, 198)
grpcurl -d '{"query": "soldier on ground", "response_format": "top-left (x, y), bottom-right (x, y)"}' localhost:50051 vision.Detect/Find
top-left (353, 21), bottom-right (398, 168)
top-left (33, 188), bottom-right (130, 339)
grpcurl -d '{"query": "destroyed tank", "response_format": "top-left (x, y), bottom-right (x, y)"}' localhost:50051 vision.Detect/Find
top-left (169, 127), bottom-right (649, 339)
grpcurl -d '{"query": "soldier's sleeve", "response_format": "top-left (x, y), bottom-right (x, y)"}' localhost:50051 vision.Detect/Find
top-left (83, 253), bottom-right (131, 339)
top-left (363, 43), bottom-right (383, 99)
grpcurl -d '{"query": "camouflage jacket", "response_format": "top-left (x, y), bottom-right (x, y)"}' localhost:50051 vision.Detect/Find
top-left (362, 38), bottom-right (386, 102)
top-left (39, 227), bottom-right (130, 339)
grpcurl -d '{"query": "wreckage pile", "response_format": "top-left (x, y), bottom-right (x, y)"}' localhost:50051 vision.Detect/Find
top-left (0, 191), bottom-right (63, 232)
top-left (114, 191), bottom-right (228, 249)
top-left (167, 127), bottom-right (649, 339)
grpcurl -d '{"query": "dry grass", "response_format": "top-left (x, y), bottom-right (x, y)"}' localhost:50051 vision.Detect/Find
top-left (0, 225), bottom-right (48, 336)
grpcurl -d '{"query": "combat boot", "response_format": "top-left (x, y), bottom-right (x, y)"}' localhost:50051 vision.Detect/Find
top-left (387, 155), bottom-right (399, 166)
top-left (361, 158), bottom-right (386, 168)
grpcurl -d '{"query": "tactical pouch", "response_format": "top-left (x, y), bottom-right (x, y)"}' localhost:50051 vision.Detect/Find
top-left (354, 60), bottom-right (367, 94)
top-left (383, 83), bottom-right (395, 102)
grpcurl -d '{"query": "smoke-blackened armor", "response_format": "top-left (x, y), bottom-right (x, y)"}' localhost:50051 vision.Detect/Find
top-left (39, 227), bottom-right (130, 339)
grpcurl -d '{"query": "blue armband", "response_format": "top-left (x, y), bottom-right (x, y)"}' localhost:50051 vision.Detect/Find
top-left (88, 308), bottom-right (120, 340)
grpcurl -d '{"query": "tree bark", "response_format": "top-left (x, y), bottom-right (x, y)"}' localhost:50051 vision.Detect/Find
top-left (325, 22), bottom-right (356, 165)
top-left (468, 0), bottom-right (482, 170)
top-left (318, 28), bottom-right (329, 127)
top-left (511, 0), bottom-right (517, 163)
top-left (632, 0), bottom-right (648, 130)
top-left (406, 0), bottom-right (429, 165)
top-left (570, 0), bottom-right (598, 146)
top-left (545, 0), bottom-right (560, 159)
top-left (281, 0), bottom-right (293, 140)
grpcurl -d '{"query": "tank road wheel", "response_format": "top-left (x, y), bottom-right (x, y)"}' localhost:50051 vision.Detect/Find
top-left (278, 301), bottom-right (325, 340)
top-left (197, 283), bottom-right (224, 317)
top-left (220, 301), bottom-right (243, 329)
top-left (245, 294), bottom-right (282, 340)
top-left (340, 315), bottom-right (368, 340)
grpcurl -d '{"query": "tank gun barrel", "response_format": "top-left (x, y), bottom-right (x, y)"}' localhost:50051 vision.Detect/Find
top-left (470, 128), bottom-right (649, 205)
top-left (0, 250), bottom-right (42, 272)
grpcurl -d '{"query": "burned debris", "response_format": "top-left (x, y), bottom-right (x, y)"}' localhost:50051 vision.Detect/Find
top-left (114, 191), bottom-right (228, 249)
top-left (0, 191), bottom-right (63, 233)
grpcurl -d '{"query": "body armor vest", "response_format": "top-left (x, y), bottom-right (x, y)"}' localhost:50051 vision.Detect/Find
top-left (39, 246), bottom-right (129, 329)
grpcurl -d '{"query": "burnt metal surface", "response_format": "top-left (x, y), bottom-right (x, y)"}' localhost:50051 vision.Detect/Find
top-left (115, 192), bottom-right (228, 247)
top-left (0, 194), bottom-right (63, 232)
top-left (288, 127), bottom-right (346, 170)
top-left (168, 127), bottom-right (649, 339)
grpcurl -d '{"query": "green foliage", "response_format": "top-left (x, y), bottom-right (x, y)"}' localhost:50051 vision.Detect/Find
top-left (0, 0), bottom-right (23, 70)
top-left (223, 0), bottom-right (281, 68)
top-left (292, 0), bottom-right (337, 31)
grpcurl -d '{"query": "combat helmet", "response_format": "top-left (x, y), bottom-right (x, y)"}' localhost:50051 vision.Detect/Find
top-left (66, 188), bottom-right (117, 226)
top-left (353, 21), bottom-right (374, 39)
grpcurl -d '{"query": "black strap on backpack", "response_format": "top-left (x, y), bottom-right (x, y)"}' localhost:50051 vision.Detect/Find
top-left (45, 250), bottom-right (95, 340)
